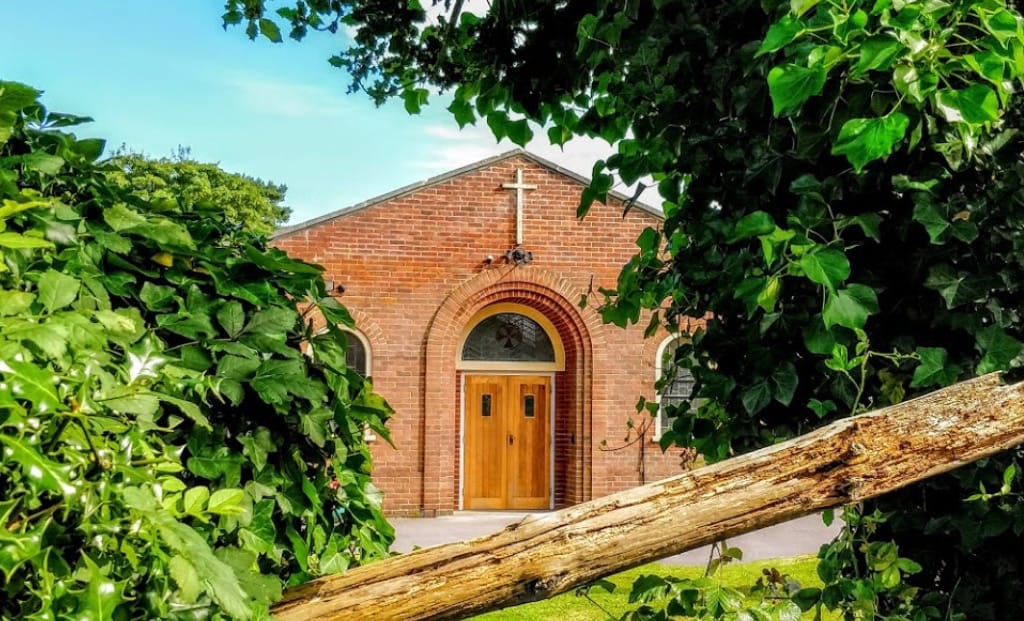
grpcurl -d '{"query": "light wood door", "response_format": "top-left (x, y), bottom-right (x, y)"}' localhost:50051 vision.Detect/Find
top-left (464, 375), bottom-right (550, 510)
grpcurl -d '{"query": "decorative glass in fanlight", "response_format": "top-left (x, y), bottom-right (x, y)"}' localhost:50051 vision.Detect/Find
top-left (462, 313), bottom-right (556, 362)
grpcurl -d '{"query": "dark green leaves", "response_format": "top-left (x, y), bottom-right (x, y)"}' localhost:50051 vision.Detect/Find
top-left (767, 64), bottom-right (827, 116)
top-left (975, 326), bottom-right (1023, 375)
top-left (831, 114), bottom-right (909, 171)
top-left (799, 247), bottom-right (850, 291)
top-left (0, 435), bottom-right (76, 497)
top-left (823, 285), bottom-right (878, 330)
top-left (853, 35), bottom-right (903, 76)
top-left (731, 211), bottom-right (775, 240)
top-left (911, 347), bottom-right (959, 388)
top-left (935, 85), bottom-right (1000, 124)
top-left (757, 16), bottom-right (804, 56)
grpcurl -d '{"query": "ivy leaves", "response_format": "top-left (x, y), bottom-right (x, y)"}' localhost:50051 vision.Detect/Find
top-left (761, 0), bottom-right (1024, 171)
top-left (0, 83), bottom-right (393, 620)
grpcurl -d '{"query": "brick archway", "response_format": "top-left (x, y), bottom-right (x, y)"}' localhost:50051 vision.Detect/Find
top-left (421, 266), bottom-right (604, 514)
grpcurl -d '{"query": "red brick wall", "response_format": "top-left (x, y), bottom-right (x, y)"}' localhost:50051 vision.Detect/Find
top-left (274, 154), bottom-right (693, 515)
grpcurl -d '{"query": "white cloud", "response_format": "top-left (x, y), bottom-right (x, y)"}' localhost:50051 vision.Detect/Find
top-left (416, 121), bottom-right (660, 207)
top-left (224, 74), bottom-right (350, 119)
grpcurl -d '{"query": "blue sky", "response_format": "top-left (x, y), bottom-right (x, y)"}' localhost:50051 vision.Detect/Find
top-left (0, 1), bottom-right (621, 225)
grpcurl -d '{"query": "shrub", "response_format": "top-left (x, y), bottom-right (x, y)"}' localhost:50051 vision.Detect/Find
top-left (0, 81), bottom-right (393, 620)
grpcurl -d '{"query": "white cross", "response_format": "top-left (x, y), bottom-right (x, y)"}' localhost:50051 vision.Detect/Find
top-left (502, 168), bottom-right (537, 245)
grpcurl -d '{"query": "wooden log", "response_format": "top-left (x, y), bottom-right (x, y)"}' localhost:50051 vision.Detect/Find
top-left (273, 374), bottom-right (1024, 621)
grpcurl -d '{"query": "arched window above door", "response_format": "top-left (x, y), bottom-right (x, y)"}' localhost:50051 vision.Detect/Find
top-left (457, 304), bottom-right (564, 371)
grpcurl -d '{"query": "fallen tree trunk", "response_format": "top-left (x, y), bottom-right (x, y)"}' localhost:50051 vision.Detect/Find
top-left (273, 374), bottom-right (1024, 621)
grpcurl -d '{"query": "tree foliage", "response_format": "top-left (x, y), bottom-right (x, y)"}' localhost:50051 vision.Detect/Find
top-left (0, 82), bottom-right (392, 620)
top-left (227, 0), bottom-right (1024, 618)
top-left (108, 148), bottom-right (290, 235)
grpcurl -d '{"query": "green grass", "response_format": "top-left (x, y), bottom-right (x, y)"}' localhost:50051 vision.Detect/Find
top-left (473, 555), bottom-right (839, 620)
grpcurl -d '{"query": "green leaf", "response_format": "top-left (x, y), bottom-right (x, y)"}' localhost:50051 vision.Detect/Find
top-left (791, 0), bottom-right (820, 16)
top-left (911, 347), bottom-right (959, 388)
top-left (853, 35), bottom-right (902, 76)
top-left (183, 486), bottom-right (210, 515)
top-left (239, 428), bottom-right (275, 471)
top-left (37, 269), bottom-right (80, 312)
top-left (153, 519), bottom-right (253, 619)
top-left (831, 113), bottom-right (909, 171)
top-left (771, 362), bottom-right (798, 405)
top-left (757, 275), bottom-right (781, 313)
top-left (217, 355), bottom-right (261, 381)
top-left (0, 232), bottom-right (54, 249)
top-left (823, 284), bottom-right (879, 330)
top-left (208, 488), bottom-right (245, 515)
top-left (0, 290), bottom-right (35, 316)
top-left (505, 119), bottom-right (533, 147)
top-left (935, 85), bottom-right (999, 124)
top-left (628, 574), bottom-right (673, 604)
top-left (767, 64), bottom-right (827, 116)
top-left (742, 380), bottom-right (772, 415)
top-left (893, 65), bottom-right (938, 104)
top-left (102, 391), bottom-right (160, 416)
top-left (74, 556), bottom-right (126, 621)
top-left (976, 326), bottom-right (1023, 375)
top-left (924, 264), bottom-right (988, 308)
top-left (0, 359), bottom-right (62, 412)
top-left (23, 153), bottom-right (64, 175)
top-left (757, 16), bottom-right (804, 56)
top-left (792, 587), bottom-right (822, 611)
top-left (242, 306), bottom-right (296, 338)
top-left (169, 555), bottom-right (203, 603)
top-left (912, 196), bottom-right (978, 244)
top-left (217, 301), bottom-right (246, 337)
top-left (732, 211), bottom-right (775, 240)
top-left (103, 204), bottom-right (147, 232)
top-left (0, 434), bottom-right (76, 496)
top-left (259, 18), bottom-right (282, 42)
top-left (300, 407), bottom-right (333, 447)
top-left (799, 247), bottom-right (850, 291)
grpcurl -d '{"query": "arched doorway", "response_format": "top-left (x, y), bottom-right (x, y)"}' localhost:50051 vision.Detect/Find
top-left (457, 304), bottom-right (564, 510)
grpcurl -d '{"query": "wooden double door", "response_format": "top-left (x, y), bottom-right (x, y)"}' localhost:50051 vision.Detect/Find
top-left (463, 375), bottom-right (551, 510)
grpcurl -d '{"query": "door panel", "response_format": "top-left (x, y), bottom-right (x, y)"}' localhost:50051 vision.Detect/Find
top-left (508, 377), bottom-right (550, 509)
top-left (463, 376), bottom-right (507, 509)
top-left (463, 375), bottom-right (550, 510)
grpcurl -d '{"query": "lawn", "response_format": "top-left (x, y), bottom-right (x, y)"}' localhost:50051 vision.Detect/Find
top-left (473, 555), bottom-right (838, 620)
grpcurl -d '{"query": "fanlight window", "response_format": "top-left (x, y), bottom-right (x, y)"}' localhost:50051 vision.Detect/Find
top-left (462, 313), bottom-right (556, 362)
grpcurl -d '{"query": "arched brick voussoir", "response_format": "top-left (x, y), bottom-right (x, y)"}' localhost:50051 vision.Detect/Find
top-left (419, 265), bottom-right (602, 512)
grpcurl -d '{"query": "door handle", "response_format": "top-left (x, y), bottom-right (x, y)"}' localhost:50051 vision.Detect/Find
top-left (508, 433), bottom-right (514, 446)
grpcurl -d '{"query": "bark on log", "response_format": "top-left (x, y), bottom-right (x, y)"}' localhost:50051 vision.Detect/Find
top-left (273, 374), bottom-right (1024, 621)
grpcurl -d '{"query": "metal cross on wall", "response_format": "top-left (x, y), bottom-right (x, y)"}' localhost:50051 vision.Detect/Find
top-left (501, 168), bottom-right (537, 245)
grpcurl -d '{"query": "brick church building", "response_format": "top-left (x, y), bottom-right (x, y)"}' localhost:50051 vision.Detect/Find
top-left (273, 151), bottom-right (695, 516)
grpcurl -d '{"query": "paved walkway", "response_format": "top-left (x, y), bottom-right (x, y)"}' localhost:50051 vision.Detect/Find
top-left (392, 511), bottom-right (841, 565)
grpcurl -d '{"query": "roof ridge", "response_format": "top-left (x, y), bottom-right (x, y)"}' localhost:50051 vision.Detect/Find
top-left (272, 149), bottom-right (661, 239)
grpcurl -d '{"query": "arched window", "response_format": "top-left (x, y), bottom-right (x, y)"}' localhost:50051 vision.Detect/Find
top-left (462, 313), bottom-right (555, 362)
top-left (457, 304), bottom-right (565, 372)
top-left (655, 335), bottom-right (696, 438)
top-left (342, 329), bottom-right (371, 377)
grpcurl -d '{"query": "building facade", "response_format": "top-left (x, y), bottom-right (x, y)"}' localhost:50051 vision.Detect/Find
top-left (273, 151), bottom-right (694, 516)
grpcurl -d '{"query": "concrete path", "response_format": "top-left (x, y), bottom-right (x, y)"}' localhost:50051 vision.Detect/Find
top-left (391, 511), bottom-right (842, 565)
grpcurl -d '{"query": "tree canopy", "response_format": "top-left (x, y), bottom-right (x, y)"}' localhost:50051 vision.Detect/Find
top-left (109, 148), bottom-right (290, 235)
top-left (0, 82), bottom-right (391, 619)
top-left (226, 0), bottom-right (1024, 618)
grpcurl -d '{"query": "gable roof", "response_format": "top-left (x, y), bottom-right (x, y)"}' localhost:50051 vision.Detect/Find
top-left (272, 149), bottom-right (662, 239)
